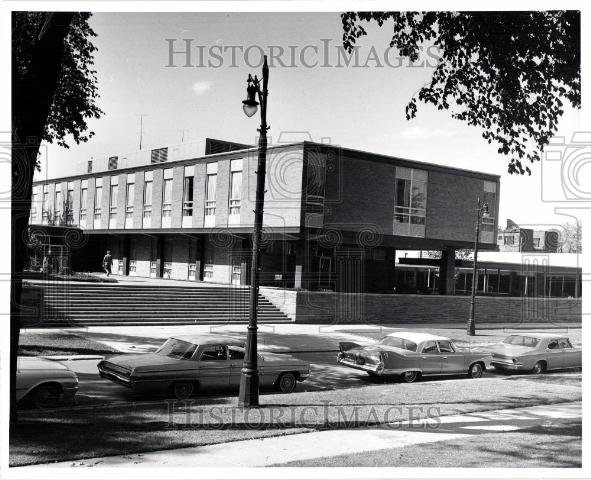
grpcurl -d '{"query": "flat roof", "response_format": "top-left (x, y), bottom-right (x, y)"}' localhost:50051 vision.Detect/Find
top-left (33, 140), bottom-right (500, 185)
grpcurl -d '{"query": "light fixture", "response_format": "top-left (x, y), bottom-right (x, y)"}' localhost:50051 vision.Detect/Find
top-left (242, 77), bottom-right (259, 117)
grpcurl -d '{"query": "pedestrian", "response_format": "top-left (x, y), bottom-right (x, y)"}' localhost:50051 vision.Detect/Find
top-left (102, 250), bottom-right (113, 276)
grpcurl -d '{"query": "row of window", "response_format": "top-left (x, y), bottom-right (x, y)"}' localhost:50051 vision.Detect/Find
top-left (32, 160), bottom-right (243, 229)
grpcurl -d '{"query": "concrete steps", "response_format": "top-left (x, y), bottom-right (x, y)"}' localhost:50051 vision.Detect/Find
top-left (36, 283), bottom-right (291, 326)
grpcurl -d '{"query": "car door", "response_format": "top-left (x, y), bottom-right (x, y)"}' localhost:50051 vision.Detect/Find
top-left (437, 340), bottom-right (465, 374)
top-left (196, 344), bottom-right (231, 389)
top-left (558, 338), bottom-right (581, 369)
top-left (545, 339), bottom-right (562, 369)
top-left (420, 341), bottom-right (442, 374)
top-left (228, 346), bottom-right (245, 388)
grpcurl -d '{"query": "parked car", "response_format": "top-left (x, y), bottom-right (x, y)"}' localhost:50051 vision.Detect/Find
top-left (98, 334), bottom-right (311, 399)
top-left (337, 331), bottom-right (492, 383)
top-left (16, 356), bottom-right (79, 408)
top-left (489, 333), bottom-right (582, 373)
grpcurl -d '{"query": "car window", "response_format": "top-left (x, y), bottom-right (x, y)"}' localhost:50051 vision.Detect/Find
top-left (547, 340), bottom-right (559, 350)
top-left (156, 338), bottom-right (199, 360)
top-left (228, 347), bottom-right (245, 360)
top-left (503, 335), bottom-right (540, 347)
top-left (437, 341), bottom-right (455, 353)
top-left (558, 339), bottom-right (572, 349)
top-left (200, 345), bottom-right (228, 361)
top-left (379, 336), bottom-right (418, 352)
top-left (422, 341), bottom-right (438, 353)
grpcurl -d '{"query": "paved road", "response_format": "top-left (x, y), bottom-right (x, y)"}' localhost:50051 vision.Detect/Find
top-left (36, 401), bottom-right (581, 468)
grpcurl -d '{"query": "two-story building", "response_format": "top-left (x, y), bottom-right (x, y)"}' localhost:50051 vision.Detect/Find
top-left (30, 138), bottom-right (500, 293)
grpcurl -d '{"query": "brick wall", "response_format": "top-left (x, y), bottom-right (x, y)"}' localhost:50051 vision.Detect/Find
top-left (259, 289), bottom-right (582, 326)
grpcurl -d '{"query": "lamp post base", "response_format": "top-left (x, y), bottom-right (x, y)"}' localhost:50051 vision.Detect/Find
top-left (238, 370), bottom-right (260, 408)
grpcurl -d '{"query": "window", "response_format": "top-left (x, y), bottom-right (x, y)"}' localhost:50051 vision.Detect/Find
top-left (151, 147), bottom-right (168, 164)
top-left (205, 163), bottom-right (217, 221)
top-left (109, 177), bottom-right (118, 228)
top-left (156, 338), bottom-right (198, 359)
top-left (203, 263), bottom-right (214, 280)
top-left (437, 341), bottom-right (455, 353)
top-left (229, 159), bottom-right (242, 218)
top-left (108, 156), bottom-right (118, 170)
top-left (80, 180), bottom-right (88, 225)
top-left (143, 171), bottom-right (153, 227)
top-left (183, 167), bottom-right (194, 218)
top-left (87, 160), bottom-right (93, 173)
top-left (421, 341), bottom-right (438, 353)
top-left (162, 169), bottom-right (173, 224)
top-left (31, 187), bottom-right (38, 222)
top-left (188, 263), bottom-right (197, 280)
top-left (533, 237), bottom-right (541, 247)
top-left (54, 186), bottom-right (62, 222)
top-left (481, 181), bottom-right (497, 243)
top-left (163, 262), bottom-right (172, 278)
top-left (200, 345), bottom-right (227, 361)
top-left (379, 336), bottom-right (418, 352)
top-left (393, 167), bottom-right (427, 237)
top-left (66, 182), bottom-right (74, 225)
top-left (129, 259), bottom-right (137, 274)
top-left (502, 335), bottom-right (540, 347)
top-left (228, 347), bottom-right (245, 360)
top-left (94, 179), bottom-right (103, 223)
top-left (504, 236), bottom-right (515, 245)
top-left (547, 340), bottom-right (559, 350)
top-left (42, 185), bottom-right (49, 224)
top-left (559, 339), bottom-right (573, 349)
top-left (150, 261), bottom-right (158, 277)
top-left (125, 175), bottom-right (134, 228)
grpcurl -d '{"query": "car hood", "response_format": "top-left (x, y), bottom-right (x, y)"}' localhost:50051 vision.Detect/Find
top-left (487, 344), bottom-right (536, 356)
top-left (104, 353), bottom-right (189, 370)
top-left (17, 356), bottom-right (69, 371)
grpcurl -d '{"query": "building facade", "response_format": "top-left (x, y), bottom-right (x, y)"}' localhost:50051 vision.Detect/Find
top-left (497, 220), bottom-right (560, 253)
top-left (30, 139), bottom-right (501, 293)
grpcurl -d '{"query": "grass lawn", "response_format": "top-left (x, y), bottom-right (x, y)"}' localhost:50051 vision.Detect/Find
top-left (275, 422), bottom-right (582, 468)
top-left (10, 373), bottom-right (580, 466)
top-left (18, 331), bottom-right (119, 356)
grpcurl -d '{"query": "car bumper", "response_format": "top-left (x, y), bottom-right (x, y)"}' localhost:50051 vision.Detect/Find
top-left (62, 385), bottom-right (79, 398)
top-left (337, 357), bottom-right (383, 374)
top-left (98, 366), bottom-right (135, 389)
top-left (491, 360), bottom-right (525, 370)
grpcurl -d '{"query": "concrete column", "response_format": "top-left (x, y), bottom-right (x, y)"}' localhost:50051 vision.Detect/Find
top-left (155, 236), bottom-right (163, 278)
top-left (438, 248), bottom-right (456, 295)
top-left (121, 236), bottom-right (130, 275)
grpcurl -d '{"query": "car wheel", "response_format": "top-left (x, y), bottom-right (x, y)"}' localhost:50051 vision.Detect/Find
top-left (277, 373), bottom-right (297, 393)
top-left (401, 371), bottom-right (418, 383)
top-left (532, 361), bottom-right (546, 375)
top-left (173, 381), bottom-right (194, 400)
top-left (468, 362), bottom-right (484, 379)
top-left (32, 384), bottom-right (61, 409)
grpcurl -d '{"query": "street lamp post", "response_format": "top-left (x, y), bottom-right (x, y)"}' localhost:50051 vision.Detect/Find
top-left (238, 55), bottom-right (269, 408)
top-left (467, 196), bottom-right (489, 336)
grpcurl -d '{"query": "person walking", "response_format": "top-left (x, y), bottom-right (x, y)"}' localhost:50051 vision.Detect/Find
top-left (102, 250), bottom-right (113, 276)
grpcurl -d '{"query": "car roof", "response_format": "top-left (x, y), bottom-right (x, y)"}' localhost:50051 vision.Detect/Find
top-left (505, 332), bottom-right (569, 340)
top-left (171, 334), bottom-right (244, 346)
top-left (386, 331), bottom-right (450, 343)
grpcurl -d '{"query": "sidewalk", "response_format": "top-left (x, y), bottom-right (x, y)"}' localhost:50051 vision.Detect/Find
top-left (29, 401), bottom-right (581, 468)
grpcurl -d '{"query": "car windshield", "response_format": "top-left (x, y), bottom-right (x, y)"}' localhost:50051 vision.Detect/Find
top-left (502, 335), bottom-right (539, 347)
top-left (156, 338), bottom-right (198, 359)
top-left (379, 336), bottom-right (418, 352)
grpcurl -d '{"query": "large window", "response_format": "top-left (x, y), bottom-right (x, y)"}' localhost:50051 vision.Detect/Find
top-left (162, 168), bottom-right (173, 228)
top-left (54, 186), bottom-right (62, 223)
top-left (42, 185), bottom-right (49, 224)
top-left (66, 182), bottom-right (74, 225)
top-left (109, 176), bottom-right (118, 228)
top-left (94, 179), bottom-right (103, 223)
top-left (125, 174), bottom-right (134, 228)
top-left (204, 162), bottom-right (217, 227)
top-left (80, 180), bottom-right (88, 226)
top-left (229, 159), bottom-right (242, 222)
top-left (393, 167), bottom-right (428, 237)
top-left (481, 181), bottom-right (497, 243)
top-left (31, 187), bottom-right (38, 223)
top-left (183, 165), bottom-right (194, 225)
top-left (143, 171), bottom-right (153, 228)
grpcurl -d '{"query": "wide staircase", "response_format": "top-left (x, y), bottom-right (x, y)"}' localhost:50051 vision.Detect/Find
top-left (33, 283), bottom-right (292, 326)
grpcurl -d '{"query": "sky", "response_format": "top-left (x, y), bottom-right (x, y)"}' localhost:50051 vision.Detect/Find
top-left (36, 12), bottom-right (583, 230)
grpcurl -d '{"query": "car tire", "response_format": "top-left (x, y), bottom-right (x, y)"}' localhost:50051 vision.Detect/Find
top-left (401, 371), bottom-right (419, 383)
top-left (173, 381), bottom-right (194, 400)
top-left (532, 361), bottom-right (546, 375)
top-left (32, 384), bottom-right (61, 409)
top-left (468, 362), bottom-right (484, 379)
top-left (276, 373), bottom-right (297, 394)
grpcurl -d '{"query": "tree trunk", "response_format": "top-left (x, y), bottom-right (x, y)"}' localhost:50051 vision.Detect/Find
top-left (11, 11), bottom-right (74, 424)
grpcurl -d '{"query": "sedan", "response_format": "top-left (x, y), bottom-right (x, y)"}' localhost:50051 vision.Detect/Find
top-left (337, 331), bottom-right (492, 383)
top-left (98, 334), bottom-right (310, 399)
top-left (489, 333), bottom-right (582, 373)
top-left (16, 356), bottom-right (79, 408)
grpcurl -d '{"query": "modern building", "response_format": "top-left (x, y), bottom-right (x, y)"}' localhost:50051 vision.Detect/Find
top-left (30, 138), bottom-right (500, 293)
top-left (497, 219), bottom-right (560, 253)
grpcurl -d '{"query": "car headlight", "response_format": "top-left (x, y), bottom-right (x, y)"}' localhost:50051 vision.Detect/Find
top-left (512, 358), bottom-right (518, 364)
